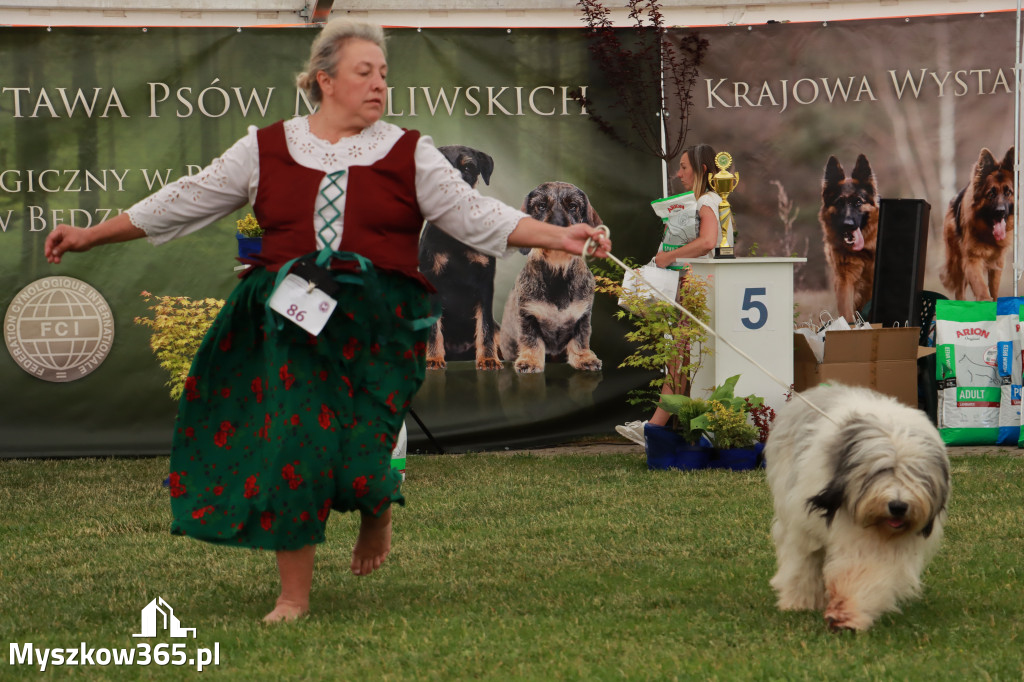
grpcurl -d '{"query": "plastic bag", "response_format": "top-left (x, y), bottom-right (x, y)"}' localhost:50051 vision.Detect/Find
top-left (619, 264), bottom-right (679, 310)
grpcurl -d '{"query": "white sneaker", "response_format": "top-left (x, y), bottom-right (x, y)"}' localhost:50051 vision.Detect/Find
top-left (615, 420), bottom-right (647, 447)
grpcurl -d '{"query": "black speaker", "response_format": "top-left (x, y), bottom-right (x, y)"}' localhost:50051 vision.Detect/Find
top-left (869, 198), bottom-right (931, 327)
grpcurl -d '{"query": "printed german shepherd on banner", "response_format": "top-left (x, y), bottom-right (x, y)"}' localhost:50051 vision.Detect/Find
top-left (940, 147), bottom-right (1015, 302)
top-left (819, 155), bottom-right (879, 322)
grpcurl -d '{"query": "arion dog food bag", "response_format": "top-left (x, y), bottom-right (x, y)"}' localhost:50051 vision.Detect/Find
top-left (936, 300), bottom-right (999, 445)
top-left (996, 297), bottom-right (1024, 444)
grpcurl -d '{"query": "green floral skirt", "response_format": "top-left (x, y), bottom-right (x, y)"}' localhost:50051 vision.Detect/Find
top-left (168, 265), bottom-right (430, 551)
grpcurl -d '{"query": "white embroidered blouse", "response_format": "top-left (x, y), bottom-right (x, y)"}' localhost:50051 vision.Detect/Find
top-left (126, 117), bottom-right (527, 257)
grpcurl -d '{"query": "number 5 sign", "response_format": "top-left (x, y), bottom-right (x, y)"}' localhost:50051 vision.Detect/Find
top-left (737, 285), bottom-right (771, 331)
top-left (680, 257), bottom-right (804, 414)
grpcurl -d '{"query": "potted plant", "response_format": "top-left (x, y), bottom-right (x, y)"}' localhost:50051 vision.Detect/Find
top-left (648, 393), bottom-right (714, 469)
top-left (594, 264), bottom-right (713, 470)
top-left (695, 401), bottom-right (762, 470)
top-left (235, 213), bottom-right (263, 259)
top-left (650, 374), bottom-right (767, 471)
top-left (688, 374), bottom-right (766, 470)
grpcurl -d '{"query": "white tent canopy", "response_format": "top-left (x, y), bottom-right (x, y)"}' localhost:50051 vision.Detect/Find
top-left (0, 0), bottom-right (1015, 28)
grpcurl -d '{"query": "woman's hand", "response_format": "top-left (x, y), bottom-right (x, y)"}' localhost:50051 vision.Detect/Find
top-left (507, 218), bottom-right (612, 257)
top-left (562, 223), bottom-right (611, 258)
top-left (43, 213), bottom-right (146, 264)
top-left (45, 224), bottom-right (94, 264)
top-left (654, 249), bottom-right (677, 268)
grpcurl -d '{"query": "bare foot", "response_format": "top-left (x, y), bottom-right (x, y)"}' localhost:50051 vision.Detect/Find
top-left (351, 508), bottom-right (392, 576)
top-left (262, 598), bottom-right (308, 624)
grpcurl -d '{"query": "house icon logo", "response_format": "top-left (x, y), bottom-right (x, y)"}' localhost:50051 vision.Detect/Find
top-left (132, 597), bottom-right (196, 638)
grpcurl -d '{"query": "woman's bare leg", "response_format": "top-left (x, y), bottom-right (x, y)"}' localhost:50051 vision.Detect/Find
top-left (263, 544), bottom-right (315, 623)
top-left (649, 381), bottom-right (676, 426)
top-left (649, 356), bottom-right (688, 426)
top-left (351, 507), bottom-right (392, 576)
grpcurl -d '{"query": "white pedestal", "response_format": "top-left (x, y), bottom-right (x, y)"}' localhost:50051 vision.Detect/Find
top-left (674, 257), bottom-right (806, 414)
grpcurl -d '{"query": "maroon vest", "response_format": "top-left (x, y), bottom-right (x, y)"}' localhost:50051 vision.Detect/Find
top-left (248, 120), bottom-right (429, 288)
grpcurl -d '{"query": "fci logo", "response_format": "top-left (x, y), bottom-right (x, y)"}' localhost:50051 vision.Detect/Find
top-left (3, 276), bottom-right (114, 382)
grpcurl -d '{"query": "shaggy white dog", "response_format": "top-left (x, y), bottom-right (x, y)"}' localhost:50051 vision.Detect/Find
top-left (765, 384), bottom-right (950, 631)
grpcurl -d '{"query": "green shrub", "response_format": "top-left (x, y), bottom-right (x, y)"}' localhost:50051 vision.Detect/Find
top-left (595, 267), bottom-right (711, 401)
top-left (133, 291), bottom-right (225, 400)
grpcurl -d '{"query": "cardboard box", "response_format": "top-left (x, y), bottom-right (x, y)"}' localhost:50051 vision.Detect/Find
top-left (794, 327), bottom-right (921, 406)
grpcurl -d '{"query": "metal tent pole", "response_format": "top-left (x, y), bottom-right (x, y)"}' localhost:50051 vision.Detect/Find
top-left (1015, 1), bottom-right (1022, 294)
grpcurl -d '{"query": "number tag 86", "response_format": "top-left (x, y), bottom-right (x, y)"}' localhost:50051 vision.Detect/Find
top-left (268, 274), bottom-right (337, 336)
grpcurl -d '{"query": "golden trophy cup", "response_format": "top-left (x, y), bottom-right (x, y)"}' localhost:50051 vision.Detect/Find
top-left (708, 151), bottom-right (739, 259)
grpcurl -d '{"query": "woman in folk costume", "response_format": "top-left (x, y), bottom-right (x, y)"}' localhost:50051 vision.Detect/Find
top-left (44, 19), bottom-right (611, 623)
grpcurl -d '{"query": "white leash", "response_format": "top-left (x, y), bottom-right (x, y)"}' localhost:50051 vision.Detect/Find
top-left (584, 225), bottom-right (836, 424)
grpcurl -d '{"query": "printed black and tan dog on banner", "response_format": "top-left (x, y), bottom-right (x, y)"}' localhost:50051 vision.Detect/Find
top-left (940, 146), bottom-right (1015, 302)
top-left (418, 145), bottom-right (502, 371)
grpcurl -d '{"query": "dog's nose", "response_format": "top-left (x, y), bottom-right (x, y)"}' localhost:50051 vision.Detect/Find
top-left (888, 500), bottom-right (908, 517)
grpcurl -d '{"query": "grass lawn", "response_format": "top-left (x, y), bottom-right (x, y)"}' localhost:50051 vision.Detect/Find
top-left (1, 452), bottom-right (1022, 680)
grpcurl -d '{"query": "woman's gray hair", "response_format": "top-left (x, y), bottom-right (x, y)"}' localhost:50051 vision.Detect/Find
top-left (295, 19), bottom-right (387, 105)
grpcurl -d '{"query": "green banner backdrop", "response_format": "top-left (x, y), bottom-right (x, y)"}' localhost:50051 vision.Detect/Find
top-left (2, 15), bottom-right (1015, 456)
top-left (0, 27), bottom-right (660, 457)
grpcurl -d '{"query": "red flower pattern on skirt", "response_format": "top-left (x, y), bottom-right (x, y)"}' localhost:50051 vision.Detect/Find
top-left (342, 337), bottom-right (361, 360)
top-left (184, 376), bottom-right (200, 402)
top-left (317, 499), bottom-right (332, 522)
top-left (251, 377), bottom-right (264, 403)
top-left (243, 475), bottom-right (259, 499)
top-left (318, 404), bottom-right (336, 430)
top-left (353, 476), bottom-right (369, 498)
top-left (168, 472), bottom-right (186, 498)
top-left (260, 511), bottom-right (275, 531)
top-left (279, 364), bottom-right (296, 390)
top-left (282, 461), bottom-right (304, 490)
top-left (403, 342), bottom-right (427, 360)
top-left (213, 421), bottom-right (235, 448)
top-left (192, 505), bottom-right (215, 519)
top-left (257, 413), bottom-right (272, 442)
